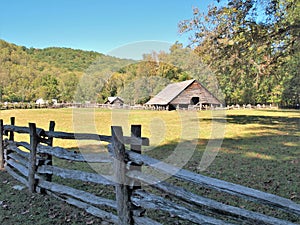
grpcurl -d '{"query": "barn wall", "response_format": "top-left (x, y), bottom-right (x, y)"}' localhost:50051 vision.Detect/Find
top-left (170, 81), bottom-right (221, 106)
top-left (170, 82), bottom-right (202, 105)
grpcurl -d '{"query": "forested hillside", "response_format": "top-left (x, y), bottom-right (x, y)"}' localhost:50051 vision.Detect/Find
top-left (0, 39), bottom-right (134, 103)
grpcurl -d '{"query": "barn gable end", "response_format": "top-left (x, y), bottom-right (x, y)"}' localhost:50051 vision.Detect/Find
top-left (170, 81), bottom-right (202, 105)
top-left (146, 79), bottom-right (222, 110)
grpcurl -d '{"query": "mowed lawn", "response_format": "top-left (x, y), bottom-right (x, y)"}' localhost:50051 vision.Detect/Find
top-left (0, 108), bottom-right (299, 224)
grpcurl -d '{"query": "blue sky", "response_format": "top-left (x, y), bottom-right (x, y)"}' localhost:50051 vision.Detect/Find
top-left (0, 0), bottom-right (214, 57)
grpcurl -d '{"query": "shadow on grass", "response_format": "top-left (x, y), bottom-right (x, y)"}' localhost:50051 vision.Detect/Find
top-left (226, 114), bottom-right (299, 127)
top-left (145, 112), bottom-right (299, 202)
top-left (200, 113), bottom-right (299, 126)
top-left (138, 124), bottom-right (300, 223)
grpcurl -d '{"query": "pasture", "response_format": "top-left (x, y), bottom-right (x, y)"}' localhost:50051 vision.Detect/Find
top-left (0, 108), bottom-right (299, 224)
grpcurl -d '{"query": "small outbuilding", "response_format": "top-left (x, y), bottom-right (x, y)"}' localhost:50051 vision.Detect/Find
top-left (36, 98), bottom-right (46, 105)
top-left (145, 79), bottom-right (222, 110)
top-left (105, 97), bottom-right (124, 107)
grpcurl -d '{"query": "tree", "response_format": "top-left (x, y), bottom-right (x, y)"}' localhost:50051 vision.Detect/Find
top-left (59, 73), bottom-right (79, 102)
top-left (179, 0), bottom-right (300, 105)
top-left (281, 48), bottom-right (300, 107)
top-left (39, 74), bottom-right (59, 101)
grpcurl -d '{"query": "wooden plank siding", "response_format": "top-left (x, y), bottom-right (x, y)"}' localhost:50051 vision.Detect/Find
top-left (146, 79), bottom-right (222, 110)
top-left (170, 81), bottom-right (220, 105)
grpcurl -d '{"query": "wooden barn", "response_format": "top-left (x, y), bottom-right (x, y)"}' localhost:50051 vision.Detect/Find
top-left (105, 97), bottom-right (124, 107)
top-left (145, 79), bottom-right (222, 110)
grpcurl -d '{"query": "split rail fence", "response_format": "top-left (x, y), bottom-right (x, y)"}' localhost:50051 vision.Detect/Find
top-left (0, 117), bottom-right (299, 224)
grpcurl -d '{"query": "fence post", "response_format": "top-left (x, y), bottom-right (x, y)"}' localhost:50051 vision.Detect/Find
top-left (9, 117), bottom-right (15, 141)
top-left (0, 120), bottom-right (4, 169)
top-left (130, 125), bottom-right (146, 217)
top-left (130, 125), bottom-right (142, 190)
top-left (46, 121), bottom-right (55, 182)
top-left (28, 123), bottom-right (38, 193)
top-left (112, 126), bottom-right (133, 225)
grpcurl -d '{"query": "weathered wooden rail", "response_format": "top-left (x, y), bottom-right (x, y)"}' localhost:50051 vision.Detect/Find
top-left (0, 117), bottom-right (299, 225)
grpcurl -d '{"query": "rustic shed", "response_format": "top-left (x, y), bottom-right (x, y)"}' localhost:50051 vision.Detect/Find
top-left (105, 97), bottom-right (124, 107)
top-left (145, 79), bottom-right (222, 110)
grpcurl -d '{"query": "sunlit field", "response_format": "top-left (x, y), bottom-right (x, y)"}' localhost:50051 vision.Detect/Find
top-left (0, 108), bottom-right (299, 224)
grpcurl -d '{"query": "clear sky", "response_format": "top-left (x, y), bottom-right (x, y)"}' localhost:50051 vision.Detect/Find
top-left (0, 0), bottom-right (214, 57)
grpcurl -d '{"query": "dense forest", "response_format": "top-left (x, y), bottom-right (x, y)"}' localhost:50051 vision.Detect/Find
top-left (0, 0), bottom-right (299, 107)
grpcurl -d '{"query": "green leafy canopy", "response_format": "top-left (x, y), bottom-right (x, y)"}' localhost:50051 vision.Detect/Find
top-left (179, 0), bottom-right (300, 106)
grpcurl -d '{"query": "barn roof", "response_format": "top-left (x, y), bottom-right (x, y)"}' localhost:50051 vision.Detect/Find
top-left (145, 79), bottom-right (222, 105)
top-left (145, 79), bottom-right (196, 105)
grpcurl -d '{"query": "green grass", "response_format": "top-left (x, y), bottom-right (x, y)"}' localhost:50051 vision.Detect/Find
top-left (0, 108), bottom-right (299, 224)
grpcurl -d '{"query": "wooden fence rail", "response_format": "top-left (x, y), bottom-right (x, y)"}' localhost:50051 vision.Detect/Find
top-left (0, 117), bottom-right (299, 225)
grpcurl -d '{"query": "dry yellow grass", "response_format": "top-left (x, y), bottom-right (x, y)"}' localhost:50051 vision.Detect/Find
top-left (0, 108), bottom-right (299, 223)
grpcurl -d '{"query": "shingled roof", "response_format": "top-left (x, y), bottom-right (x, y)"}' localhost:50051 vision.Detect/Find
top-left (145, 79), bottom-right (196, 105)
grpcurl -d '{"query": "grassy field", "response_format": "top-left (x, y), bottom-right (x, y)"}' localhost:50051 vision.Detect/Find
top-left (0, 108), bottom-right (299, 224)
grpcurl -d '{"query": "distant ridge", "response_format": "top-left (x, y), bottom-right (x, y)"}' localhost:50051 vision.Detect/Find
top-left (0, 39), bottom-right (135, 102)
